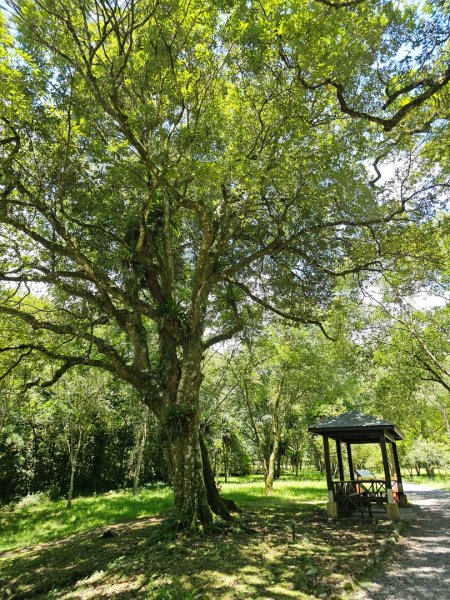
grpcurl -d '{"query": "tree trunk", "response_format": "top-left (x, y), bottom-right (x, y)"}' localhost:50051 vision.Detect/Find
top-left (200, 434), bottom-right (236, 518)
top-left (66, 430), bottom-right (82, 508)
top-left (160, 334), bottom-right (232, 527)
top-left (132, 405), bottom-right (149, 494)
top-left (170, 412), bottom-right (212, 527)
top-left (66, 463), bottom-right (76, 509)
top-left (275, 452), bottom-right (282, 480)
top-left (425, 465), bottom-right (435, 478)
top-left (92, 428), bottom-right (106, 494)
top-left (223, 443), bottom-right (229, 483)
top-left (437, 404), bottom-right (450, 437)
top-left (156, 330), bottom-right (233, 529)
top-left (265, 436), bottom-right (279, 495)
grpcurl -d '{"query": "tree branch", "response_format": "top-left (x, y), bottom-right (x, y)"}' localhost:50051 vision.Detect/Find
top-left (226, 277), bottom-right (336, 341)
top-left (314, 0), bottom-right (366, 8)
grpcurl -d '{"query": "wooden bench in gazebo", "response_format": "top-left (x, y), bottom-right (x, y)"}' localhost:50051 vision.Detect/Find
top-left (308, 410), bottom-right (408, 520)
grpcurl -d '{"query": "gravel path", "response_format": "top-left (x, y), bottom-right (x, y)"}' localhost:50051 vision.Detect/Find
top-left (355, 482), bottom-right (450, 600)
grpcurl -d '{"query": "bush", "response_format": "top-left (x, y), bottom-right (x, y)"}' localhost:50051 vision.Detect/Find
top-left (47, 484), bottom-right (62, 501)
top-left (16, 491), bottom-right (49, 508)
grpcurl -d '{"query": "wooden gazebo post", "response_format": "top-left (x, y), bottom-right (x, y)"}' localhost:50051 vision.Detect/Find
top-left (391, 441), bottom-right (407, 507)
top-left (336, 438), bottom-right (345, 481)
top-left (346, 442), bottom-right (355, 481)
top-left (323, 436), bottom-right (338, 518)
top-left (379, 433), bottom-right (399, 521)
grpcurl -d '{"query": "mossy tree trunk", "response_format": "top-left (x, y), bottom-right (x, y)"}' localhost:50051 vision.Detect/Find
top-left (159, 331), bottom-right (232, 527)
top-left (170, 410), bottom-right (213, 527)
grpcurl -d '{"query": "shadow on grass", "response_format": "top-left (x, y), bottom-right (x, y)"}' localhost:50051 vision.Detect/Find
top-left (0, 514), bottom-right (164, 599)
top-left (0, 497), bottom-right (394, 600)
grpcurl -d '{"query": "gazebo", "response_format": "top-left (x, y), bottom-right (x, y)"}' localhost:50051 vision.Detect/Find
top-left (308, 410), bottom-right (407, 520)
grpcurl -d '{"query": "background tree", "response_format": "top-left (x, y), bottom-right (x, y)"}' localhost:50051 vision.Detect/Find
top-left (49, 369), bottom-right (115, 507)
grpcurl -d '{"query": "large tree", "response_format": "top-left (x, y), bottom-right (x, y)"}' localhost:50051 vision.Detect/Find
top-left (0, 0), bottom-right (449, 525)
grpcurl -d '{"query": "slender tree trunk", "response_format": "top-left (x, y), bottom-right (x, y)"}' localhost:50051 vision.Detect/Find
top-left (264, 371), bottom-right (286, 494)
top-left (223, 443), bottom-right (229, 483)
top-left (437, 404), bottom-right (450, 437)
top-left (265, 435), bottom-right (279, 494)
top-left (242, 379), bottom-right (267, 476)
top-left (133, 405), bottom-right (149, 494)
top-left (67, 463), bottom-right (76, 509)
top-left (92, 428), bottom-right (106, 494)
top-left (66, 430), bottom-right (83, 508)
top-left (275, 452), bottom-right (282, 480)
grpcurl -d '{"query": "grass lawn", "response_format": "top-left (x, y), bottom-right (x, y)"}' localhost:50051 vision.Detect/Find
top-left (0, 476), bottom-right (399, 599)
top-left (0, 486), bottom-right (174, 553)
top-left (404, 473), bottom-right (450, 492)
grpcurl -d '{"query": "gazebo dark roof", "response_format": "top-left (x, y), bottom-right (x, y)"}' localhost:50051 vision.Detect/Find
top-left (308, 410), bottom-right (404, 443)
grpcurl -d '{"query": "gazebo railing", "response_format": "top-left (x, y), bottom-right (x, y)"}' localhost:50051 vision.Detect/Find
top-left (332, 479), bottom-right (398, 516)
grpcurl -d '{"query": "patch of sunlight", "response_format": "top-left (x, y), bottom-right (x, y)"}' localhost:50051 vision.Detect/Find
top-left (227, 582), bottom-right (257, 599)
top-left (253, 541), bottom-right (284, 560)
top-left (61, 579), bottom-right (144, 599)
top-left (235, 566), bottom-right (267, 586)
top-left (274, 584), bottom-right (312, 598)
top-left (195, 570), bottom-right (238, 587)
top-left (221, 477), bottom-right (327, 506)
top-left (269, 583), bottom-right (310, 598)
top-left (74, 570), bottom-right (106, 587)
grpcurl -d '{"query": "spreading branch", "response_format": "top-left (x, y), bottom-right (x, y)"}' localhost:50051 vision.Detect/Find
top-left (226, 277), bottom-right (336, 341)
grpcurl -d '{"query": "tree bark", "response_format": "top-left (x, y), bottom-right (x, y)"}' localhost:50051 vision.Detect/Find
top-left (160, 333), bottom-right (233, 526)
top-left (264, 371), bottom-right (286, 494)
top-left (200, 434), bottom-right (236, 518)
top-left (265, 436), bottom-right (279, 494)
top-left (170, 412), bottom-right (212, 527)
top-left (132, 405), bottom-right (149, 494)
top-left (275, 451), bottom-right (282, 479)
top-left (66, 430), bottom-right (82, 508)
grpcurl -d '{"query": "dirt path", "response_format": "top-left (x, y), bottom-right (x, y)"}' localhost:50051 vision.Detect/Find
top-left (355, 482), bottom-right (450, 600)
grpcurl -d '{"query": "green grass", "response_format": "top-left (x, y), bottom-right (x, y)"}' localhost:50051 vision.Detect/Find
top-left (0, 478), bottom-right (326, 554)
top-left (221, 476), bottom-right (327, 508)
top-left (0, 486), bottom-right (173, 553)
top-left (0, 476), bottom-right (399, 600)
top-left (405, 472), bottom-right (450, 492)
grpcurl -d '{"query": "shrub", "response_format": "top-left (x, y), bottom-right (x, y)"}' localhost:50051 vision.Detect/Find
top-left (16, 491), bottom-right (49, 508)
